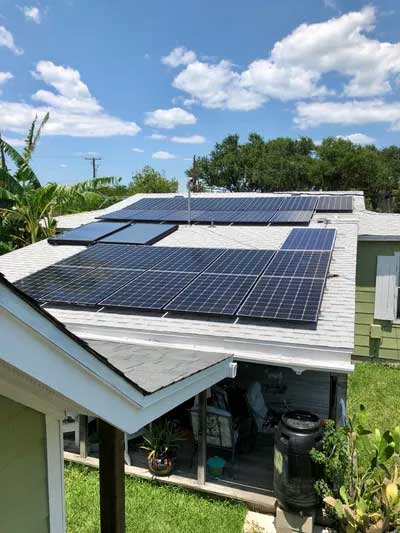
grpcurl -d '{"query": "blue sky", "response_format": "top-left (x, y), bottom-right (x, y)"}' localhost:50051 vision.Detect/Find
top-left (0, 0), bottom-right (400, 190)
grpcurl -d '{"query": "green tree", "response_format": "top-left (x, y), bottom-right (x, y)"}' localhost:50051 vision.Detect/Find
top-left (128, 166), bottom-right (178, 193)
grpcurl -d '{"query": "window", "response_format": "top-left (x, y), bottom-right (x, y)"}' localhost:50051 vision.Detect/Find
top-left (374, 254), bottom-right (400, 322)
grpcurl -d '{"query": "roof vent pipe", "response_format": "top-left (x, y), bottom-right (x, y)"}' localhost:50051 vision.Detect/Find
top-left (187, 177), bottom-right (193, 225)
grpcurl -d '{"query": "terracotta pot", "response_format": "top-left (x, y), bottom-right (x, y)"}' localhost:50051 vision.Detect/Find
top-left (147, 454), bottom-right (174, 476)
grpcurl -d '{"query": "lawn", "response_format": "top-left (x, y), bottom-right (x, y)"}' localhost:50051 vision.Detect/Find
top-left (64, 463), bottom-right (247, 533)
top-left (347, 361), bottom-right (400, 431)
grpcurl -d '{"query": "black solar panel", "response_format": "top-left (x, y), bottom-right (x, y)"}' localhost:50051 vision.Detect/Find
top-left (15, 266), bottom-right (90, 301)
top-left (128, 197), bottom-right (187, 210)
top-left (48, 221), bottom-right (128, 245)
top-left (237, 275), bottom-right (325, 322)
top-left (165, 273), bottom-right (256, 316)
top-left (44, 268), bottom-right (143, 306)
top-left (281, 228), bottom-right (336, 251)
top-left (270, 210), bottom-right (313, 224)
top-left (316, 196), bottom-right (353, 212)
top-left (242, 197), bottom-right (284, 211)
top-left (59, 244), bottom-right (177, 270)
top-left (99, 223), bottom-right (177, 245)
top-left (263, 250), bottom-right (331, 278)
top-left (154, 247), bottom-right (225, 273)
top-left (192, 210), bottom-right (238, 223)
top-left (205, 249), bottom-right (276, 276)
top-left (161, 210), bottom-right (205, 222)
top-left (232, 211), bottom-right (276, 224)
top-left (96, 209), bottom-right (141, 221)
top-left (100, 270), bottom-right (197, 309)
top-left (279, 196), bottom-right (318, 211)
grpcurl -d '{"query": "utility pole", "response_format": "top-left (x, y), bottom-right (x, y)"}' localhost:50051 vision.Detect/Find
top-left (85, 156), bottom-right (102, 178)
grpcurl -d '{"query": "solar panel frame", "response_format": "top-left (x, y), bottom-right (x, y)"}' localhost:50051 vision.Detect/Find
top-left (237, 275), bottom-right (325, 322)
top-left (43, 268), bottom-right (144, 306)
top-left (270, 210), bottom-right (313, 224)
top-left (99, 223), bottom-right (178, 245)
top-left (316, 195), bottom-right (353, 212)
top-left (204, 249), bottom-right (276, 276)
top-left (14, 265), bottom-right (92, 301)
top-left (153, 247), bottom-right (225, 273)
top-left (48, 221), bottom-right (129, 246)
top-left (165, 273), bottom-right (257, 316)
top-left (262, 250), bottom-right (331, 279)
top-left (279, 196), bottom-right (318, 211)
top-left (99, 270), bottom-right (197, 310)
top-left (127, 197), bottom-right (188, 210)
top-left (96, 209), bottom-right (148, 221)
top-left (281, 228), bottom-right (336, 251)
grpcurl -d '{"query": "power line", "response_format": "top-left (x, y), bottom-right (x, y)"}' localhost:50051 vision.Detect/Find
top-left (84, 156), bottom-right (102, 178)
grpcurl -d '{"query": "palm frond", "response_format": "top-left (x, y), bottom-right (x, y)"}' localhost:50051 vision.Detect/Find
top-left (0, 137), bottom-right (41, 188)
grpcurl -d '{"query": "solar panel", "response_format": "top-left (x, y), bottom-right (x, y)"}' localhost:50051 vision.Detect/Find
top-left (59, 244), bottom-right (177, 270)
top-left (44, 268), bottom-right (143, 306)
top-left (204, 249), bottom-right (276, 276)
top-left (97, 209), bottom-right (146, 221)
top-left (14, 266), bottom-right (90, 301)
top-left (316, 196), bottom-right (353, 212)
top-left (281, 228), bottom-right (336, 251)
top-left (59, 244), bottom-right (135, 268)
top-left (160, 210), bottom-right (205, 222)
top-left (232, 211), bottom-right (276, 224)
top-left (237, 275), bottom-right (325, 322)
top-left (192, 210), bottom-right (238, 223)
top-left (263, 250), bottom-right (331, 278)
top-left (100, 270), bottom-right (197, 309)
top-left (48, 221), bottom-right (129, 245)
top-left (270, 210), bottom-right (313, 224)
top-left (127, 197), bottom-right (187, 210)
top-left (154, 247), bottom-right (225, 273)
top-left (242, 197), bottom-right (284, 211)
top-left (99, 223), bottom-right (177, 245)
top-left (279, 197), bottom-right (318, 211)
top-left (165, 273), bottom-right (256, 315)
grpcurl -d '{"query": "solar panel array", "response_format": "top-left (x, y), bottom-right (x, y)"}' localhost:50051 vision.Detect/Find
top-left (15, 227), bottom-right (336, 324)
top-left (49, 221), bottom-right (177, 247)
top-left (48, 221), bottom-right (129, 246)
top-left (98, 194), bottom-right (352, 226)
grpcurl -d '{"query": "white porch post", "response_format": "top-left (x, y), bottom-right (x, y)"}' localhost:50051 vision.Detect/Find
top-left (45, 415), bottom-right (66, 533)
top-left (197, 390), bottom-right (207, 485)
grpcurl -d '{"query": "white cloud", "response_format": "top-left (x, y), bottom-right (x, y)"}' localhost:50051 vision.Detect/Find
top-left (162, 47), bottom-right (197, 68)
top-left (148, 133), bottom-right (167, 140)
top-left (0, 26), bottom-right (23, 55)
top-left (295, 100), bottom-right (400, 130)
top-left (336, 133), bottom-right (375, 144)
top-left (145, 107), bottom-right (196, 129)
top-left (131, 147), bottom-right (144, 152)
top-left (60, 163), bottom-right (68, 168)
top-left (323, 0), bottom-right (339, 12)
top-left (166, 7), bottom-right (400, 112)
top-left (0, 60), bottom-right (141, 137)
top-left (2, 136), bottom-right (25, 147)
top-left (152, 150), bottom-right (176, 160)
top-left (171, 134), bottom-right (206, 144)
top-left (22, 6), bottom-right (41, 23)
top-left (0, 72), bottom-right (12, 94)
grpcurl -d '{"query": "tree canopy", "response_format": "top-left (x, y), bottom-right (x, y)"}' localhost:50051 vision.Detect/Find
top-left (128, 166), bottom-right (178, 194)
top-left (190, 134), bottom-right (400, 209)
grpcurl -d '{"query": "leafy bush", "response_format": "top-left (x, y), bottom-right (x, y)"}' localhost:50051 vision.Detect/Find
top-left (311, 406), bottom-right (400, 532)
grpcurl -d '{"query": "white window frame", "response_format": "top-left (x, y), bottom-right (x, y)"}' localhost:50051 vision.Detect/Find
top-left (375, 253), bottom-right (400, 322)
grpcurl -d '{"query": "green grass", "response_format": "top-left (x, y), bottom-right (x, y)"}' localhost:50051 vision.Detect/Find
top-left (347, 361), bottom-right (400, 431)
top-left (64, 463), bottom-right (247, 533)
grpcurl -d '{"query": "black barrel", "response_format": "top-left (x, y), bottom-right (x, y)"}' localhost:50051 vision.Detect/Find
top-left (273, 410), bottom-right (323, 513)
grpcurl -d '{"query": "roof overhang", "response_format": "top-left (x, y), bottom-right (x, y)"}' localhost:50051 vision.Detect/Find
top-left (0, 279), bottom-right (236, 433)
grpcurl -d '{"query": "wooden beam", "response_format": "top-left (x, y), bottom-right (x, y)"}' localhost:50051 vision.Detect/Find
top-left (79, 415), bottom-right (88, 459)
top-left (99, 419), bottom-right (125, 533)
top-left (197, 391), bottom-right (207, 485)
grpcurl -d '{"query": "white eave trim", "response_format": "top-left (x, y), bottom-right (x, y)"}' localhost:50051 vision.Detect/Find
top-left (70, 324), bottom-right (354, 374)
top-left (359, 235), bottom-right (400, 241)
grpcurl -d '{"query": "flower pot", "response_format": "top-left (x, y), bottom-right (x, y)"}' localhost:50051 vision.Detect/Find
top-left (147, 454), bottom-right (174, 476)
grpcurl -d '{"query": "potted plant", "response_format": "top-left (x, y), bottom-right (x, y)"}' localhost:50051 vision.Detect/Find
top-left (141, 421), bottom-right (184, 476)
top-left (311, 406), bottom-right (400, 532)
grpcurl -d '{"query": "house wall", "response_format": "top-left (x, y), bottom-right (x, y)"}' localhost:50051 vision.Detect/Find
top-left (0, 394), bottom-right (50, 533)
top-left (355, 240), bottom-right (400, 360)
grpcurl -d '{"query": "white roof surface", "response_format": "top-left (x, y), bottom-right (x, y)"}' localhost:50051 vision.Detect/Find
top-left (0, 191), bottom-right (364, 374)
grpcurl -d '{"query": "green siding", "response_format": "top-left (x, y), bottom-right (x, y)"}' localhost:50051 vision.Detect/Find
top-left (355, 241), bottom-right (400, 360)
top-left (0, 395), bottom-right (50, 533)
